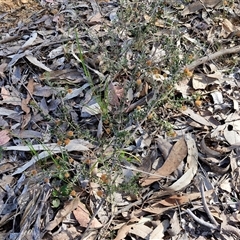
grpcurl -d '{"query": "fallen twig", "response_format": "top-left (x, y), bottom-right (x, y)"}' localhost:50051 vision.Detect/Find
top-left (185, 45), bottom-right (240, 71)
top-left (200, 180), bottom-right (219, 226)
top-left (125, 91), bottom-right (155, 113)
top-left (221, 224), bottom-right (240, 238)
top-left (123, 85), bottom-right (175, 147)
top-left (186, 209), bottom-right (219, 230)
top-left (81, 198), bottom-right (105, 240)
top-left (0, 34), bottom-right (21, 44)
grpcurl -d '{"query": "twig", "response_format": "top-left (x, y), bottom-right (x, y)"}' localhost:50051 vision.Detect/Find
top-left (0, 34), bottom-right (21, 44)
top-left (221, 224), bottom-right (240, 238)
top-left (33, 37), bottom-right (77, 52)
top-left (200, 179), bottom-right (219, 226)
top-left (96, 189), bottom-right (153, 239)
top-left (118, 164), bottom-right (168, 178)
top-left (121, 90), bottom-right (158, 147)
top-left (125, 91), bottom-right (155, 113)
top-left (116, 189), bottom-right (154, 215)
top-left (122, 86), bottom-right (175, 147)
top-left (80, 198), bottom-right (105, 240)
top-left (71, 42), bottom-right (105, 80)
top-left (88, 0), bottom-right (102, 16)
top-left (185, 45), bottom-right (240, 71)
top-left (186, 209), bottom-right (219, 230)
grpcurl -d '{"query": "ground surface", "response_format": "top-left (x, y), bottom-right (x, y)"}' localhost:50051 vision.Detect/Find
top-left (1, 0), bottom-right (240, 239)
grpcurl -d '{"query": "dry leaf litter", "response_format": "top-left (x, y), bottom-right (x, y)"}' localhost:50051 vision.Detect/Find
top-left (0, 0), bottom-right (240, 239)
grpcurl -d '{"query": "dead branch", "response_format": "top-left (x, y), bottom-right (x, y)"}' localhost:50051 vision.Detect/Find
top-left (186, 45), bottom-right (240, 71)
top-left (221, 224), bottom-right (240, 239)
top-left (200, 180), bottom-right (219, 226)
top-left (186, 209), bottom-right (219, 230)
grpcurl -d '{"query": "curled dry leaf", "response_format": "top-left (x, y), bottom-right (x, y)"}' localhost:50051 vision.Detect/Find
top-left (200, 134), bottom-right (222, 157)
top-left (224, 120), bottom-right (240, 145)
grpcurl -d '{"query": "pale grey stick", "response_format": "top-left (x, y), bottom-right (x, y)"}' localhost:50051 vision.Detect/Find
top-left (200, 180), bottom-right (219, 226)
top-left (186, 209), bottom-right (219, 230)
top-left (185, 45), bottom-right (240, 71)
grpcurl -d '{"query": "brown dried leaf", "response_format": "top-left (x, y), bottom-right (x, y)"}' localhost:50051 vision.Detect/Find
top-left (73, 201), bottom-right (102, 228)
top-left (143, 190), bottom-right (213, 214)
top-left (45, 197), bottom-right (79, 231)
top-left (33, 84), bottom-right (61, 97)
top-left (89, 12), bottom-right (102, 23)
top-left (149, 220), bottom-right (169, 240)
top-left (156, 137), bottom-right (172, 160)
top-left (0, 130), bottom-right (10, 146)
top-left (140, 137), bottom-right (188, 186)
top-left (181, 2), bottom-right (204, 16)
top-left (167, 134), bottom-right (198, 191)
top-left (0, 83), bottom-right (8, 98)
top-left (158, 192), bottom-right (204, 207)
top-left (115, 224), bottom-right (133, 240)
top-left (0, 87), bottom-right (21, 106)
top-left (0, 175), bottom-right (14, 193)
top-left (108, 82), bottom-right (124, 106)
top-left (21, 78), bottom-right (34, 114)
top-left (181, 107), bottom-right (214, 127)
top-left (129, 223), bottom-right (152, 239)
top-left (21, 113), bottom-right (31, 129)
top-left (0, 63), bottom-right (7, 78)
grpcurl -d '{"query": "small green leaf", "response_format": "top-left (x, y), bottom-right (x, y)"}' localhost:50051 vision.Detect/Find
top-left (52, 189), bottom-right (59, 197)
top-left (52, 198), bottom-right (60, 208)
top-left (60, 185), bottom-right (71, 196)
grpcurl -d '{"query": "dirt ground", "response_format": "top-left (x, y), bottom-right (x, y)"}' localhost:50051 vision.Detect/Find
top-left (0, 0), bottom-right (44, 29)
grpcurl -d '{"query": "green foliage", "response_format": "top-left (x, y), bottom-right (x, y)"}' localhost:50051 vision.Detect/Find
top-left (75, 29), bottom-right (92, 84)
